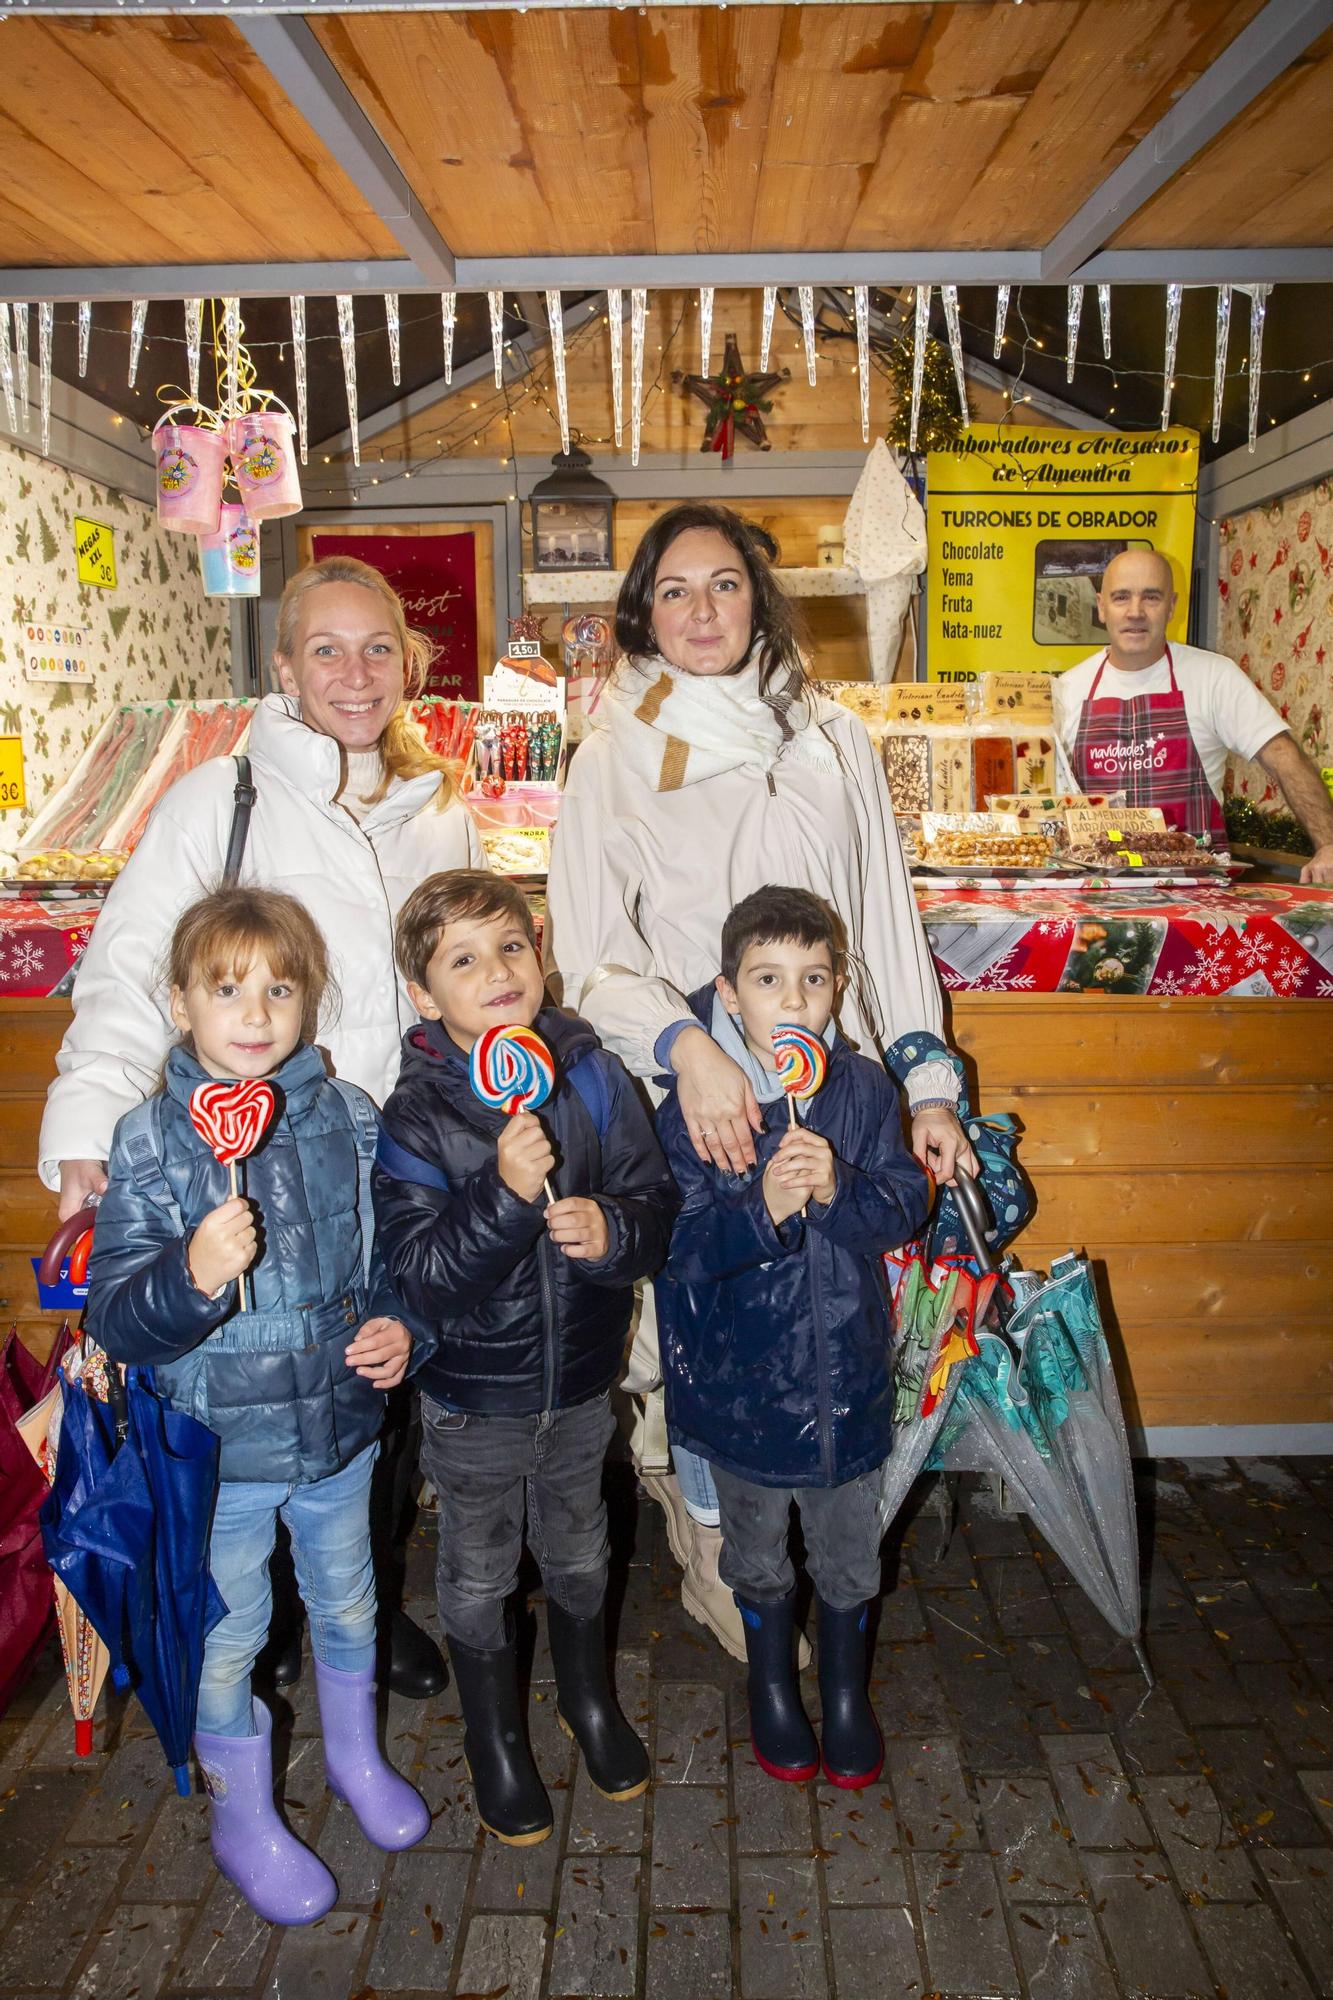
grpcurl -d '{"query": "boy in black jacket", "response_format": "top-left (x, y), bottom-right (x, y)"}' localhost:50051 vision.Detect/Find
top-left (656, 887), bottom-right (932, 1792)
top-left (373, 871), bottom-right (678, 1847)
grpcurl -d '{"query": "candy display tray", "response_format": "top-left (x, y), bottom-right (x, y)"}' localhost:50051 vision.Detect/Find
top-left (1, 879), bottom-right (116, 901)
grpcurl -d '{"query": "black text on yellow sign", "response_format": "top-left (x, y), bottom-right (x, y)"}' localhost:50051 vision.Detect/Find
top-left (74, 517), bottom-right (117, 591)
top-left (925, 429), bottom-right (1199, 682)
top-left (0, 736), bottom-right (26, 812)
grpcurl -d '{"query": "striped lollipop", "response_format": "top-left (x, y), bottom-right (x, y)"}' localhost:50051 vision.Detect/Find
top-left (469, 1024), bottom-right (556, 1114)
top-left (772, 1024), bottom-right (828, 1109)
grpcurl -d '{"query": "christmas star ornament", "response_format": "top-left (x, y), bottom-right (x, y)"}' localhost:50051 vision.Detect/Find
top-left (674, 332), bottom-right (789, 460)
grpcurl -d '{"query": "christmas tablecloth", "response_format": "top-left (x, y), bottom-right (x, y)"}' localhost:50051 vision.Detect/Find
top-left (917, 882), bottom-right (1333, 997)
top-left (0, 900), bottom-right (100, 997)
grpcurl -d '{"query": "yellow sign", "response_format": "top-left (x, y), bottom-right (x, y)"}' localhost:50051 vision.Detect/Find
top-left (74, 517), bottom-right (117, 590)
top-left (0, 736), bottom-right (26, 812)
top-left (925, 428), bottom-right (1199, 682)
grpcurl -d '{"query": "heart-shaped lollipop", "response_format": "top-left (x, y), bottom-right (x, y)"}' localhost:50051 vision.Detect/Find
top-left (189, 1080), bottom-right (276, 1167)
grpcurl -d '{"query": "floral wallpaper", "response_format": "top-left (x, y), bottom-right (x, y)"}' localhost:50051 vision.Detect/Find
top-left (1218, 475), bottom-right (1332, 817)
top-left (0, 436), bottom-right (231, 845)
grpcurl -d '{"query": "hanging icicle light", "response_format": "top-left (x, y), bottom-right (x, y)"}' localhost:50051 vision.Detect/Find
top-left (184, 298), bottom-right (203, 405)
top-left (441, 292), bottom-right (456, 385)
top-left (760, 286), bottom-right (777, 371)
top-left (127, 298), bottom-right (147, 389)
top-left (221, 297), bottom-right (242, 413)
top-left (14, 303), bottom-right (29, 430)
top-left (545, 290), bottom-right (570, 455)
top-left (854, 284), bottom-right (871, 444)
top-left (1066, 284), bottom-right (1084, 384)
top-left (336, 293), bottom-right (361, 466)
top-left (384, 293), bottom-right (401, 388)
top-left (630, 287), bottom-right (648, 468)
top-left (1211, 285), bottom-right (1232, 445)
top-left (77, 300), bottom-right (91, 380)
top-left (1246, 283), bottom-right (1272, 454)
top-left (1098, 283), bottom-right (1112, 360)
top-left (698, 286), bottom-right (714, 378)
top-left (607, 286), bottom-right (624, 449)
top-left (488, 291), bottom-right (505, 388)
top-left (38, 301), bottom-right (52, 459)
top-left (798, 284), bottom-right (817, 385)
top-left (940, 284), bottom-right (969, 428)
top-left (290, 295), bottom-right (309, 466)
top-left (992, 283), bottom-right (1010, 360)
top-left (909, 284), bottom-right (930, 456)
top-left (0, 306), bottom-right (15, 433)
top-left (1160, 282), bottom-right (1182, 430)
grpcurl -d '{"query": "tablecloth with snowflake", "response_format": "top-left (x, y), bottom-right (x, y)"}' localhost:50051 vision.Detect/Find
top-left (0, 901), bottom-right (100, 996)
top-left (916, 883), bottom-right (1333, 997)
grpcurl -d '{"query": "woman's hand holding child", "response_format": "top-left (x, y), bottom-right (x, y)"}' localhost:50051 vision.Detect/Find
top-left (346, 1316), bottom-right (413, 1390)
top-left (546, 1197), bottom-right (609, 1261)
top-left (188, 1195), bottom-right (257, 1296)
top-left (497, 1110), bottom-right (556, 1203)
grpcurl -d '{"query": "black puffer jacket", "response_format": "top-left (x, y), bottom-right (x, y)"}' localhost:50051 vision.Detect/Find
top-left (372, 1008), bottom-right (678, 1415)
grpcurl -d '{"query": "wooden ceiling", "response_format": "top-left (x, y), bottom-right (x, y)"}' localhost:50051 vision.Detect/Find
top-left (1, 0), bottom-right (1329, 275)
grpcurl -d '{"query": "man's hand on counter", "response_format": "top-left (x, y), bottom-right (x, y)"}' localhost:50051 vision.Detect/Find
top-left (58, 1158), bottom-right (108, 1221)
top-left (1300, 845), bottom-right (1333, 886)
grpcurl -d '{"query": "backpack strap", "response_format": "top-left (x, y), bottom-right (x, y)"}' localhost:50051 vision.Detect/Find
top-left (327, 1079), bottom-right (381, 1288)
top-left (565, 1048), bottom-right (611, 1142)
top-left (374, 1126), bottom-right (451, 1193)
top-left (118, 1096), bottom-right (184, 1235)
top-left (221, 755), bottom-right (255, 889)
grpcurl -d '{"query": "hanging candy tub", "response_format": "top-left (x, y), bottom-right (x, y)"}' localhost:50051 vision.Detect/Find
top-left (153, 414), bottom-right (228, 536)
top-left (227, 406), bottom-right (302, 521)
top-left (198, 503), bottom-right (261, 599)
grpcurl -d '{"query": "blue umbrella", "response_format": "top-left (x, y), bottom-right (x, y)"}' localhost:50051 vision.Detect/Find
top-left (42, 1365), bottom-right (226, 1795)
top-left (41, 1372), bottom-right (133, 1693)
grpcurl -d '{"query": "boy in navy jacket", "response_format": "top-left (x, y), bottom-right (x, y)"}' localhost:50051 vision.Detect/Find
top-left (656, 886), bottom-right (932, 1790)
top-left (372, 871), bottom-right (677, 1848)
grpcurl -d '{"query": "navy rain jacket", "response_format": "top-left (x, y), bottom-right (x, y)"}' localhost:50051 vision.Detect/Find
top-left (86, 1041), bottom-right (400, 1485)
top-left (656, 989), bottom-right (933, 1489)
top-left (372, 1007), bottom-right (678, 1416)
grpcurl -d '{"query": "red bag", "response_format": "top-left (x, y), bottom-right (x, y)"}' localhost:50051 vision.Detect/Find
top-left (0, 1325), bottom-right (69, 1717)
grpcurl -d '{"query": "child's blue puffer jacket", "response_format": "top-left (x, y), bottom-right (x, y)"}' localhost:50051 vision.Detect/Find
top-left (86, 1041), bottom-right (400, 1484)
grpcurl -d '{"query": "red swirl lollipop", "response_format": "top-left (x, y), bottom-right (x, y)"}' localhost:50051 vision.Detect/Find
top-left (189, 1080), bottom-right (276, 1310)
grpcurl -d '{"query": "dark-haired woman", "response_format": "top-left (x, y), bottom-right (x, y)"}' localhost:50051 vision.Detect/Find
top-left (545, 505), bottom-right (976, 1658)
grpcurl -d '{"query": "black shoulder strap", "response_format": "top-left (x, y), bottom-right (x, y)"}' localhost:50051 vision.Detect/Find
top-left (221, 754), bottom-right (255, 888)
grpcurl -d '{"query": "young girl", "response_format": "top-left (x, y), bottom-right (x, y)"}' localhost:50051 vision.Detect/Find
top-left (85, 886), bottom-right (429, 1927)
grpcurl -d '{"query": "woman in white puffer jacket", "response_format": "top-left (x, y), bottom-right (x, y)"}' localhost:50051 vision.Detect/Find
top-left (39, 555), bottom-right (483, 1699)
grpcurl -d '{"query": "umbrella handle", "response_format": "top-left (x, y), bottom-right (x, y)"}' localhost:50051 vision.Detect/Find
top-left (952, 1168), bottom-right (997, 1275)
top-left (38, 1206), bottom-right (99, 1287)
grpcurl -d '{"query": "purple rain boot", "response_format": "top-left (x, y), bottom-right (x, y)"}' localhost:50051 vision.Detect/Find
top-left (314, 1658), bottom-right (431, 1851)
top-left (194, 1697), bottom-right (337, 1927)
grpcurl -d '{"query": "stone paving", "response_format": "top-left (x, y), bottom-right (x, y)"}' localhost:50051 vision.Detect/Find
top-left (3, 1456), bottom-right (1333, 1998)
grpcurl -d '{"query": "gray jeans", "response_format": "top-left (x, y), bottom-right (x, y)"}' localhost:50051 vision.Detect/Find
top-left (712, 1463), bottom-right (885, 1611)
top-left (419, 1391), bottom-right (616, 1651)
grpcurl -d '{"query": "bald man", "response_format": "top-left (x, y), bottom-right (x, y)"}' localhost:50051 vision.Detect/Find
top-left (1053, 549), bottom-right (1333, 883)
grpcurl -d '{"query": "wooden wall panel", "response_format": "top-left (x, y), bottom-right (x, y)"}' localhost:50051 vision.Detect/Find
top-left (0, 19), bottom-right (400, 267)
top-left (951, 997), bottom-right (1333, 1090)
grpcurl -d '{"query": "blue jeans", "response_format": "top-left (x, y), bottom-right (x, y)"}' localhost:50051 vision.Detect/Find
top-left (197, 1441), bottom-right (380, 1737)
top-left (673, 1445), bottom-right (721, 1526)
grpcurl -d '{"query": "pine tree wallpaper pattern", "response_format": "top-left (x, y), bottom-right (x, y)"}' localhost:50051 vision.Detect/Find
top-left (1, 436), bottom-right (232, 841)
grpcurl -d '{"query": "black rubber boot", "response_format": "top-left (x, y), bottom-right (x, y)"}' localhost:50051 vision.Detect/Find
top-left (447, 1635), bottom-right (552, 1846)
top-left (816, 1598), bottom-right (883, 1789)
top-left (383, 1608), bottom-right (448, 1702)
top-left (736, 1593), bottom-right (818, 1783)
top-left (271, 1626), bottom-right (304, 1690)
top-left (546, 1602), bottom-right (650, 1802)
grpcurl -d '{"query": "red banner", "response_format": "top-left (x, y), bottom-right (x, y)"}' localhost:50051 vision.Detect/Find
top-left (311, 532), bottom-right (480, 700)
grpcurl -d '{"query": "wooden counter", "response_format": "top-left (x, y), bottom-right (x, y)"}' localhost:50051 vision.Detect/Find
top-left (5, 995), bottom-right (1332, 1445)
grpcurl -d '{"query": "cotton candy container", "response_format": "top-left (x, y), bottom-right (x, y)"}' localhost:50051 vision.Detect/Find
top-left (153, 420), bottom-right (227, 536)
top-left (227, 410), bottom-right (302, 521)
top-left (199, 503), bottom-right (261, 599)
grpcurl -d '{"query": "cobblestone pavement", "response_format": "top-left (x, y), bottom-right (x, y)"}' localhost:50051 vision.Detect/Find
top-left (3, 1457), bottom-right (1333, 1999)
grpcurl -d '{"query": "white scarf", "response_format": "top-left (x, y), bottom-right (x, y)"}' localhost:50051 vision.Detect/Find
top-left (599, 643), bottom-right (840, 792)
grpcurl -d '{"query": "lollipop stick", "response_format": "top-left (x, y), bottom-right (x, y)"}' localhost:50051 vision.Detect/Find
top-left (230, 1160), bottom-right (250, 1314)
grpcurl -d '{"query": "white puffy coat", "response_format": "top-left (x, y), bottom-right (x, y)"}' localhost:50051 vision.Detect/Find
top-left (39, 694), bottom-right (483, 1186)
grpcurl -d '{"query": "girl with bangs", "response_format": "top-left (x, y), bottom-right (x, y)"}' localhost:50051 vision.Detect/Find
top-left (85, 886), bottom-right (430, 1928)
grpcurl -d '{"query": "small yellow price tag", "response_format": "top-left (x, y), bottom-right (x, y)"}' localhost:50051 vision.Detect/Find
top-left (0, 735), bottom-right (26, 812)
top-left (1107, 829), bottom-right (1123, 842)
top-left (1125, 851), bottom-right (1143, 868)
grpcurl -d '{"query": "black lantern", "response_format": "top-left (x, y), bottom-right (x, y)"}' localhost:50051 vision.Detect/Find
top-left (529, 445), bottom-right (615, 572)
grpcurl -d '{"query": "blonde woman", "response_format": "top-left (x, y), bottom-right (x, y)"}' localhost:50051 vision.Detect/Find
top-left (40, 555), bottom-right (483, 1697)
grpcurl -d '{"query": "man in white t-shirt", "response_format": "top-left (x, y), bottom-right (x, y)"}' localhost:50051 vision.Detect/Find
top-left (1053, 549), bottom-right (1333, 883)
